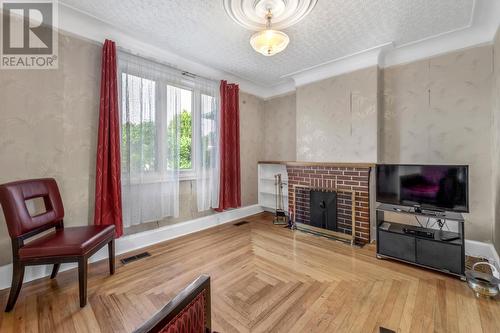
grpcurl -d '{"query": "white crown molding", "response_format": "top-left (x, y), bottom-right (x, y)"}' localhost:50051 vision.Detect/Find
top-left (383, 0), bottom-right (500, 67)
top-left (283, 43), bottom-right (393, 87)
top-left (57, 1), bottom-right (500, 101)
top-left (261, 80), bottom-right (296, 100)
top-left (57, 3), bottom-right (270, 98)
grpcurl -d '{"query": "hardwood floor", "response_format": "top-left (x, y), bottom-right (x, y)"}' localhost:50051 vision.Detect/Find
top-left (0, 212), bottom-right (498, 332)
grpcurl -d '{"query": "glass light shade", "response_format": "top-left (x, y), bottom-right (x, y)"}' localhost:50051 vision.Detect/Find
top-left (250, 29), bottom-right (289, 56)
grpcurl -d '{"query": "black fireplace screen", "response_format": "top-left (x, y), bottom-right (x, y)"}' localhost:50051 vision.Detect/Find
top-left (309, 190), bottom-right (337, 231)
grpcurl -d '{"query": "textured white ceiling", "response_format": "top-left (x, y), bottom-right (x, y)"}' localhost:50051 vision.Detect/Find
top-left (60, 0), bottom-right (474, 87)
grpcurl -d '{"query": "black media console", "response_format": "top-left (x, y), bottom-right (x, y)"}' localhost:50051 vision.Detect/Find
top-left (376, 204), bottom-right (465, 280)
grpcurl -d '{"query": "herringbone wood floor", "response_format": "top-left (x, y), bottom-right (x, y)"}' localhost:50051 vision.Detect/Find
top-left (0, 212), bottom-right (499, 333)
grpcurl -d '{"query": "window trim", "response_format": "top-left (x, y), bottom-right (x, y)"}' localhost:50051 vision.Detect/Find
top-left (166, 82), bottom-right (197, 178)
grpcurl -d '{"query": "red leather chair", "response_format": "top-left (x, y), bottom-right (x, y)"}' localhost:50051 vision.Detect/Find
top-left (0, 178), bottom-right (116, 312)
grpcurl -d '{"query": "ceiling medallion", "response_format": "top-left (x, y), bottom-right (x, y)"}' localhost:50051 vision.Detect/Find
top-left (223, 0), bottom-right (317, 56)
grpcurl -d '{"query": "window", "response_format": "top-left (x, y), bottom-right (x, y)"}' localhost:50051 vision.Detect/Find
top-left (166, 86), bottom-right (193, 171)
top-left (119, 51), bottom-right (220, 224)
top-left (120, 65), bottom-right (218, 180)
top-left (121, 73), bottom-right (157, 174)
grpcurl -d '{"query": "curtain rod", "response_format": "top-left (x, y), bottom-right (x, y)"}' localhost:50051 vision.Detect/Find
top-left (117, 46), bottom-right (217, 83)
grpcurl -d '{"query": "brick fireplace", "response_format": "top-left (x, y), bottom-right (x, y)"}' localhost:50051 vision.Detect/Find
top-left (286, 163), bottom-right (372, 244)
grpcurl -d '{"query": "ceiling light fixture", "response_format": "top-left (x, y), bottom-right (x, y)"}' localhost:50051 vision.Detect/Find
top-left (250, 9), bottom-right (289, 56)
top-left (224, 0), bottom-right (317, 57)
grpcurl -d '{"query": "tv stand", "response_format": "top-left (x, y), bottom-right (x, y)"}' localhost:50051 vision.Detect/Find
top-left (376, 204), bottom-right (465, 279)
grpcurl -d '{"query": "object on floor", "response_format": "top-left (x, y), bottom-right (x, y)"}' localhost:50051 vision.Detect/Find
top-left (133, 275), bottom-right (211, 333)
top-left (0, 178), bottom-right (116, 311)
top-left (380, 327), bottom-right (396, 333)
top-left (466, 262), bottom-right (500, 298)
top-left (465, 255), bottom-right (494, 275)
top-left (273, 173), bottom-right (287, 225)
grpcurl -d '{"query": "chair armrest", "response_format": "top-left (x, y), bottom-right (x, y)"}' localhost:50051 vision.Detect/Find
top-left (133, 275), bottom-right (211, 333)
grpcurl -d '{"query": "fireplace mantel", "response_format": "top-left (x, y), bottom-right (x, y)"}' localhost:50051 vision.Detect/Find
top-left (258, 161), bottom-right (375, 168)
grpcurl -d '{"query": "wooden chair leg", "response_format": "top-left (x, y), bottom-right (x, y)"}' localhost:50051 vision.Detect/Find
top-left (78, 257), bottom-right (88, 308)
top-left (108, 239), bottom-right (115, 275)
top-left (5, 262), bottom-right (25, 312)
top-left (50, 263), bottom-right (60, 279)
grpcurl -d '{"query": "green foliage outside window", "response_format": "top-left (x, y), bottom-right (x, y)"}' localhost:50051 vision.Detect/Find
top-left (121, 121), bottom-right (156, 172)
top-left (122, 110), bottom-right (193, 172)
top-left (168, 110), bottom-right (193, 169)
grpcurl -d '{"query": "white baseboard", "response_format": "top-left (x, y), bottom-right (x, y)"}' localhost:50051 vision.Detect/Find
top-left (0, 204), bottom-right (263, 291)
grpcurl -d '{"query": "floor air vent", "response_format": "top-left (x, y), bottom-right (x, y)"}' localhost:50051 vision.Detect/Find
top-left (233, 221), bottom-right (249, 226)
top-left (120, 251), bottom-right (151, 265)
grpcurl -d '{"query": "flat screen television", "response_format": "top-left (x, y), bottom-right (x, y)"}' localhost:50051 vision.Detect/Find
top-left (376, 164), bottom-right (469, 213)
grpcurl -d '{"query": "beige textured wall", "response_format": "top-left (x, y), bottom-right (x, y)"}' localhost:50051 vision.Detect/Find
top-left (239, 92), bottom-right (265, 206)
top-left (296, 66), bottom-right (379, 162)
top-left (493, 29), bottom-right (500, 253)
top-left (262, 93), bottom-right (296, 161)
top-left (381, 45), bottom-right (494, 242)
top-left (0, 33), bottom-right (101, 265)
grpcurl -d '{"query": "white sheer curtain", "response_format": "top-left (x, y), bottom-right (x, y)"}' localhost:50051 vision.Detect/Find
top-left (118, 51), bottom-right (220, 227)
top-left (119, 52), bottom-right (182, 227)
top-left (196, 88), bottom-right (220, 211)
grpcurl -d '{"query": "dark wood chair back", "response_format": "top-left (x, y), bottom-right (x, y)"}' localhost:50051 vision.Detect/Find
top-left (134, 275), bottom-right (211, 333)
top-left (0, 178), bottom-right (64, 239)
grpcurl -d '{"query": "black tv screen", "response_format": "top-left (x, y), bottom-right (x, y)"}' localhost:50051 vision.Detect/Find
top-left (376, 164), bottom-right (468, 212)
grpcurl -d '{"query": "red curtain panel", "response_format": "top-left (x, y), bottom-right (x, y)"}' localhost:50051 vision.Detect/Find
top-left (217, 80), bottom-right (241, 211)
top-left (94, 39), bottom-right (123, 237)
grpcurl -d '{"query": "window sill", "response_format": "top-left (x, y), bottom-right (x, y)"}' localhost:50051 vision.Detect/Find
top-left (179, 174), bottom-right (197, 181)
top-left (122, 173), bottom-right (198, 185)
top-left (179, 168), bottom-right (196, 181)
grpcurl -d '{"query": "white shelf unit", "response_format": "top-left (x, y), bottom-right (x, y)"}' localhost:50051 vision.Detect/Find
top-left (258, 163), bottom-right (289, 213)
